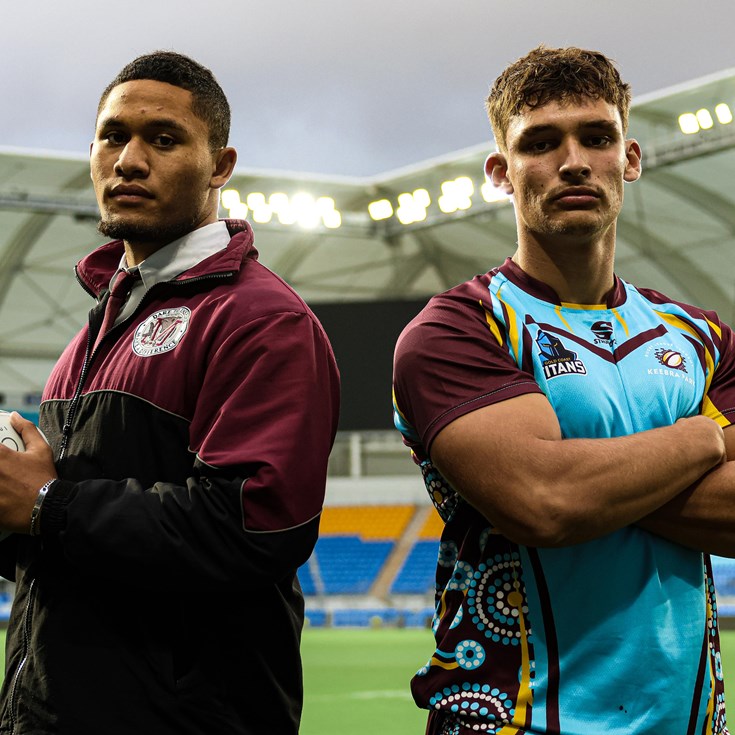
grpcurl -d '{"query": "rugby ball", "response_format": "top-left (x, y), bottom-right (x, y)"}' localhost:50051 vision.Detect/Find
top-left (0, 411), bottom-right (24, 452)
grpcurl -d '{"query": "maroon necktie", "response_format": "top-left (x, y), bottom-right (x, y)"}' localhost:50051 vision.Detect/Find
top-left (94, 268), bottom-right (140, 352)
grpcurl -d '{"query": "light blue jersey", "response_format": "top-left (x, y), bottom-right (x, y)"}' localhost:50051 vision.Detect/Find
top-left (393, 259), bottom-right (735, 735)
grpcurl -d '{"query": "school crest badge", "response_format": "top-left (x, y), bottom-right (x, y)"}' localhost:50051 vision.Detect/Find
top-left (133, 307), bottom-right (191, 357)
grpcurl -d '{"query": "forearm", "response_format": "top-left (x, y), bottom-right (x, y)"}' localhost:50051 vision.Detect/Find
top-left (39, 468), bottom-right (321, 587)
top-left (637, 461), bottom-right (735, 557)
top-left (432, 406), bottom-right (725, 547)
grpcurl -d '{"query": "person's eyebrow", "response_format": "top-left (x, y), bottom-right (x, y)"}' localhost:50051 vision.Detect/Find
top-left (96, 116), bottom-right (191, 134)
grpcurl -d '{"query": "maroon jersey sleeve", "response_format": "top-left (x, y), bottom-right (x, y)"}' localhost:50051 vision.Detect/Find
top-left (393, 279), bottom-right (542, 458)
top-left (639, 286), bottom-right (735, 426)
top-left (703, 316), bottom-right (735, 425)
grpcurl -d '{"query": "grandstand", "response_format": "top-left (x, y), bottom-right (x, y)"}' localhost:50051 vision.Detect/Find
top-left (1, 69), bottom-right (735, 624)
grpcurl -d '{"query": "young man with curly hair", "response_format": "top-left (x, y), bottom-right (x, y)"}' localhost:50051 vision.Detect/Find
top-left (394, 46), bottom-right (733, 735)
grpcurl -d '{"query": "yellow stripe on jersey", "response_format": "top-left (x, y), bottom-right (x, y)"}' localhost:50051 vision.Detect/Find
top-left (554, 305), bottom-right (574, 333)
top-left (707, 317), bottom-right (722, 340)
top-left (496, 287), bottom-right (521, 361)
top-left (611, 308), bottom-right (630, 337)
top-left (429, 657), bottom-right (460, 671)
top-left (702, 396), bottom-right (730, 427)
top-left (480, 300), bottom-right (504, 346)
top-left (498, 587), bottom-right (534, 734)
top-left (654, 310), bottom-right (701, 342)
top-left (653, 310), bottom-right (729, 426)
top-left (705, 592), bottom-right (716, 731)
top-left (559, 301), bottom-right (607, 310)
top-left (392, 387), bottom-right (406, 420)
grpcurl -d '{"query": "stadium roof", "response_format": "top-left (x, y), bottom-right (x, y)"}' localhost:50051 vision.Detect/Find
top-left (1, 70), bottom-right (735, 397)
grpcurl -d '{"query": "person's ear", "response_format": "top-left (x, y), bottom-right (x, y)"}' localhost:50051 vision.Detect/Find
top-left (485, 151), bottom-right (513, 195)
top-left (623, 139), bottom-right (642, 183)
top-left (211, 147), bottom-right (238, 189)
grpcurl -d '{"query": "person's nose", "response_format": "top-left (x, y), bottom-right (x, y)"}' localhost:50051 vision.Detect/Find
top-left (113, 138), bottom-right (150, 179)
top-left (558, 139), bottom-right (591, 180)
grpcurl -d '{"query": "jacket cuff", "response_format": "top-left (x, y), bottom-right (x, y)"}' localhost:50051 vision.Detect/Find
top-left (39, 479), bottom-right (77, 536)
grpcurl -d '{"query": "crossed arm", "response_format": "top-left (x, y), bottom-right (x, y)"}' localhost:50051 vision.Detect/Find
top-left (431, 392), bottom-right (735, 554)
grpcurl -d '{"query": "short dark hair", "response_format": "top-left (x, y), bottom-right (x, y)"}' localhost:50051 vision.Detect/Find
top-left (486, 45), bottom-right (631, 149)
top-left (97, 51), bottom-right (231, 149)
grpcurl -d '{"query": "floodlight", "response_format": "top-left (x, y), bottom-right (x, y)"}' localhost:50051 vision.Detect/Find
top-left (252, 205), bottom-right (273, 224)
top-left (715, 103), bottom-right (733, 125)
top-left (268, 193), bottom-right (294, 224)
top-left (221, 189), bottom-right (241, 209)
top-left (316, 196), bottom-right (336, 214)
top-left (246, 192), bottom-right (266, 209)
top-left (439, 177), bottom-right (474, 213)
top-left (678, 113), bottom-right (699, 135)
top-left (288, 193), bottom-right (318, 229)
top-left (396, 191), bottom-right (428, 225)
top-left (323, 210), bottom-right (342, 229)
top-left (696, 109), bottom-right (714, 130)
top-left (315, 197), bottom-right (342, 229)
top-left (269, 192), bottom-right (289, 211)
top-left (413, 189), bottom-right (431, 208)
top-left (454, 177), bottom-right (474, 197)
top-left (438, 195), bottom-right (457, 214)
top-left (277, 209), bottom-right (296, 226)
top-left (481, 181), bottom-right (508, 203)
top-left (368, 199), bottom-right (393, 221)
top-left (291, 192), bottom-right (316, 215)
top-left (229, 202), bottom-right (249, 219)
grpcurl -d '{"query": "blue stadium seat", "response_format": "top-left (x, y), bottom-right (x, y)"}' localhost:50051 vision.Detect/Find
top-left (390, 540), bottom-right (437, 595)
top-left (314, 536), bottom-right (394, 594)
top-left (305, 608), bottom-right (327, 627)
top-left (332, 608), bottom-right (401, 627)
top-left (712, 556), bottom-right (735, 596)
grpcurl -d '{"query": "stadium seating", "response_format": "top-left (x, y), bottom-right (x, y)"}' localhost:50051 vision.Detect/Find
top-left (389, 540), bottom-right (437, 594)
top-left (389, 512), bottom-right (443, 594)
top-left (712, 556), bottom-right (735, 596)
top-left (300, 508), bottom-right (735, 627)
top-left (299, 505), bottom-right (415, 595)
top-left (298, 504), bottom-right (442, 626)
top-left (316, 536), bottom-right (393, 594)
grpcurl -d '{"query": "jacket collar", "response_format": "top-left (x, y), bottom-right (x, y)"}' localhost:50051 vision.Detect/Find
top-left (75, 219), bottom-right (256, 298)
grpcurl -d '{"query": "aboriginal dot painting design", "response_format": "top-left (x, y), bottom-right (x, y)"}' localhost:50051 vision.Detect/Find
top-left (430, 683), bottom-right (515, 731)
top-left (705, 561), bottom-right (729, 734)
top-left (415, 542), bottom-right (535, 734)
top-left (467, 553), bottom-right (530, 648)
top-left (421, 460), bottom-right (460, 522)
top-left (439, 540), bottom-right (460, 569)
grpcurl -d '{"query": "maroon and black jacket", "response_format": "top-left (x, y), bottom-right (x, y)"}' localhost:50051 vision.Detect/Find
top-left (0, 220), bottom-right (340, 735)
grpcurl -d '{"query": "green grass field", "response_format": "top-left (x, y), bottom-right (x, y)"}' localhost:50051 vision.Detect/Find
top-left (301, 627), bottom-right (434, 734)
top-left (301, 627), bottom-right (735, 735)
top-left (0, 626), bottom-right (732, 733)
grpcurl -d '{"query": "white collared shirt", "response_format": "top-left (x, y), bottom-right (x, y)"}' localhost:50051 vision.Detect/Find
top-left (111, 221), bottom-right (231, 325)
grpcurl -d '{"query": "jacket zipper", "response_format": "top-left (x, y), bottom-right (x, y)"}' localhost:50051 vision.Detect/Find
top-left (8, 577), bottom-right (37, 734)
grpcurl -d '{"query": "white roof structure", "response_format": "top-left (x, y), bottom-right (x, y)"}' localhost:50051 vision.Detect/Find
top-left (1, 70), bottom-right (735, 399)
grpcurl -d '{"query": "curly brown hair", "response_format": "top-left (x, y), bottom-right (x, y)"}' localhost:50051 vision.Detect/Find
top-left (486, 45), bottom-right (631, 149)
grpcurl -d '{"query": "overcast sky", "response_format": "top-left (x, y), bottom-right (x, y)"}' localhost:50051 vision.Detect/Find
top-left (2, 0), bottom-right (733, 177)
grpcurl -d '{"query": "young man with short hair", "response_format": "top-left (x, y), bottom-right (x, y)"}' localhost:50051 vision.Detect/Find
top-left (393, 46), bottom-right (734, 734)
top-left (0, 51), bottom-right (340, 734)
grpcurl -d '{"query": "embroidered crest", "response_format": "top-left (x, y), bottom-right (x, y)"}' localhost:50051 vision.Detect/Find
top-left (133, 307), bottom-right (191, 357)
